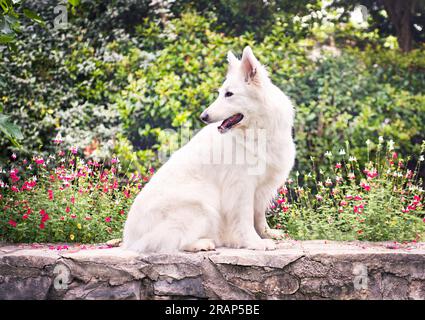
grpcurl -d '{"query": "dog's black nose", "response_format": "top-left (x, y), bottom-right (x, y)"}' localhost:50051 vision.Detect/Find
top-left (200, 113), bottom-right (209, 123)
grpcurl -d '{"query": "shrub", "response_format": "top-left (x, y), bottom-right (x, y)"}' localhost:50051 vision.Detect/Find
top-left (268, 139), bottom-right (425, 241)
top-left (0, 139), bottom-right (154, 243)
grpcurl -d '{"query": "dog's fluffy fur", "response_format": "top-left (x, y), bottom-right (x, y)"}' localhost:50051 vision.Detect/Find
top-left (123, 46), bottom-right (295, 253)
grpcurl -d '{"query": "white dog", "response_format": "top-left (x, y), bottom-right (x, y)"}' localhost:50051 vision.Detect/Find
top-left (123, 46), bottom-right (295, 253)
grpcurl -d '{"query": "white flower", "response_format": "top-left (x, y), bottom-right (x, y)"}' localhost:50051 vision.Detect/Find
top-left (365, 139), bottom-right (371, 146)
top-left (379, 136), bottom-right (384, 143)
top-left (339, 149), bottom-right (346, 155)
top-left (32, 176), bottom-right (37, 181)
top-left (419, 155), bottom-right (424, 162)
top-left (388, 139), bottom-right (395, 151)
top-left (349, 156), bottom-right (357, 162)
top-left (325, 151), bottom-right (333, 158)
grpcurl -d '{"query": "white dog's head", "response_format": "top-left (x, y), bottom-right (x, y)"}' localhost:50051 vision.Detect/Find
top-left (200, 46), bottom-right (271, 133)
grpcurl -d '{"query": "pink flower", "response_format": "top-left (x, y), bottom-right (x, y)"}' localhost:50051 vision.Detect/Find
top-left (345, 195), bottom-right (354, 200)
top-left (70, 146), bottom-right (78, 154)
top-left (119, 209), bottom-right (125, 215)
top-left (335, 163), bottom-right (342, 169)
top-left (70, 214), bottom-right (77, 219)
top-left (315, 195), bottom-right (323, 201)
top-left (105, 216), bottom-right (111, 223)
top-left (48, 189), bottom-right (53, 200)
top-left (9, 220), bottom-right (17, 227)
top-left (277, 198), bottom-right (286, 204)
top-left (282, 206), bottom-right (289, 213)
top-left (340, 200), bottom-right (348, 207)
top-left (85, 216), bottom-right (92, 221)
top-left (392, 152), bottom-right (398, 160)
top-left (123, 190), bottom-right (130, 198)
top-left (354, 195), bottom-right (363, 201)
top-left (11, 186), bottom-right (19, 192)
top-left (360, 182), bottom-right (371, 192)
top-left (60, 216), bottom-right (65, 221)
top-left (70, 196), bottom-right (75, 204)
top-left (34, 157), bottom-right (44, 165)
top-left (11, 153), bottom-right (17, 160)
top-left (65, 207), bottom-right (70, 213)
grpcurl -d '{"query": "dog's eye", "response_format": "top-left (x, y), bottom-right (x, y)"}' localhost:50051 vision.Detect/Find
top-left (225, 92), bottom-right (234, 98)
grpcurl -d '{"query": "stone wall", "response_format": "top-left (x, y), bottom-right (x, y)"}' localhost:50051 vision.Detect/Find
top-left (1, 240), bottom-right (425, 300)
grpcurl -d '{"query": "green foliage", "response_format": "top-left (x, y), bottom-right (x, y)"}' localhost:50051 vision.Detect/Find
top-left (268, 140), bottom-right (425, 241)
top-left (0, 114), bottom-right (23, 146)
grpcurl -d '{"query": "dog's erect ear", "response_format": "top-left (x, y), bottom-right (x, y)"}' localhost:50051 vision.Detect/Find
top-left (240, 46), bottom-right (260, 84)
top-left (227, 51), bottom-right (239, 65)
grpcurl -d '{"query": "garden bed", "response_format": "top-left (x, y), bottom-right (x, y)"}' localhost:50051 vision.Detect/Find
top-left (1, 240), bottom-right (425, 300)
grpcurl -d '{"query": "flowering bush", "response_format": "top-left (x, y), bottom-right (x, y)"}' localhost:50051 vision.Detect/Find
top-left (0, 138), bottom-right (153, 243)
top-left (268, 139), bottom-right (425, 242)
top-left (1, 136), bottom-right (424, 244)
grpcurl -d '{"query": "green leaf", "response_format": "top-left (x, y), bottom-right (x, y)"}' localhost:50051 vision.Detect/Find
top-left (23, 8), bottom-right (45, 27)
top-left (0, 33), bottom-right (15, 43)
top-left (0, 114), bottom-right (23, 146)
top-left (68, 0), bottom-right (80, 6)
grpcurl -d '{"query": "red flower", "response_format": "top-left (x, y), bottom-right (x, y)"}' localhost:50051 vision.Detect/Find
top-left (39, 209), bottom-right (46, 216)
top-left (354, 195), bottom-right (363, 201)
top-left (39, 223), bottom-right (45, 229)
top-left (85, 216), bottom-right (92, 221)
top-left (119, 209), bottom-right (125, 215)
top-left (22, 214), bottom-right (29, 220)
top-left (123, 190), bottom-right (130, 198)
top-left (11, 186), bottom-right (19, 192)
top-left (105, 216), bottom-right (111, 223)
top-left (48, 189), bottom-right (53, 200)
top-left (8, 220), bottom-right (17, 227)
top-left (392, 152), bottom-right (398, 160)
top-left (41, 213), bottom-right (50, 222)
top-left (70, 214), bottom-right (77, 219)
top-left (65, 207), bottom-right (70, 213)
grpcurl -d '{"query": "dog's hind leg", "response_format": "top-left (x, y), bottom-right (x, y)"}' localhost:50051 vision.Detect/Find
top-left (126, 207), bottom-right (216, 253)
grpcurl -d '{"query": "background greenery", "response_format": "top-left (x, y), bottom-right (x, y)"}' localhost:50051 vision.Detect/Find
top-left (1, 0), bottom-right (424, 242)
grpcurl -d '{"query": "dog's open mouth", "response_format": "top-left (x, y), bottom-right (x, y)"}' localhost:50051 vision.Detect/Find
top-left (217, 113), bottom-right (244, 134)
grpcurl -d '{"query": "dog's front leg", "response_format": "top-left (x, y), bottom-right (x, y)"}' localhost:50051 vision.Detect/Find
top-left (228, 198), bottom-right (276, 251)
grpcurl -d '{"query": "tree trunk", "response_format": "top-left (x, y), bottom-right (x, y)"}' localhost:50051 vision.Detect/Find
top-left (381, 0), bottom-right (416, 52)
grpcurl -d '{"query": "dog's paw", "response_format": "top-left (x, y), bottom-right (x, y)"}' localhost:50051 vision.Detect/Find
top-left (183, 238), bottom-right (216, 252)
top-left (246, 239), bottom-right (276, 251)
